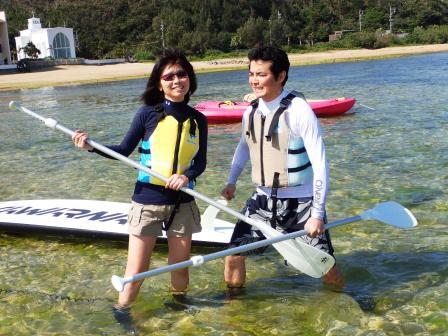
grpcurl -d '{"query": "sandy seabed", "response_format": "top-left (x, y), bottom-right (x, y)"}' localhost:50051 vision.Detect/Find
top-left (1, 44), bottom-right (448, 91)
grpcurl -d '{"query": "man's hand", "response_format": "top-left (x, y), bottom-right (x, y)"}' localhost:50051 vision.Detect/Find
top-left (221, 184), bottom-right (236, 200)
top-left (304, 217), bottom-right (325, 237)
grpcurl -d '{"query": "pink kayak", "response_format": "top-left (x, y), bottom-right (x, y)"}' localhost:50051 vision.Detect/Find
top-left (194, 97), bottom-right (356, 124)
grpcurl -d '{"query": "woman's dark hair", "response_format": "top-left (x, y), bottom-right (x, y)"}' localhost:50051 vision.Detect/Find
top-left (248, 46), bottom-right (289, 86)
top-left (141, 48), bottom-right (197, 105)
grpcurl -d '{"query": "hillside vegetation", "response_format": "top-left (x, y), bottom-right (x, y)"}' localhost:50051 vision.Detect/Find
top-left (2, 0), bottom-right (448, 59)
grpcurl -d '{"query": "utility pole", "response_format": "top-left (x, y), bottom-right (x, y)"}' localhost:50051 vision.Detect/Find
top-left (358, 9), bottom-right (364, 31)
top-left (389, 4), bottom-right (396, 34)
top-left (160, 20), bottom-right (165, 49)
top-left (268, 10), bottom-right (282, 46)
top-left (269, 19), bottom-right (272, 46)
top-left (74, 30), bottom-right (79, 50)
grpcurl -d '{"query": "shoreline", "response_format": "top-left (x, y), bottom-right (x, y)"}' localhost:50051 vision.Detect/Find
top-left (1, 44), bottom-right (448, 91)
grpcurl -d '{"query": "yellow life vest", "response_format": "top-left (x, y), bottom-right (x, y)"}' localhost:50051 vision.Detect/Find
top-left (138, 115), bottom-right (199, 187)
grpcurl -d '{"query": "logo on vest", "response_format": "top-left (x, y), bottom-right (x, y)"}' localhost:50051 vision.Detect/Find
top-left (187, 134), bottom-right (198, 144)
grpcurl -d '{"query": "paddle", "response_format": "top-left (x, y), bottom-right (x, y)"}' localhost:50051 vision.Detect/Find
top-left (358, 103), bottom-right (375, 111)
top-left (111, 200), bottom-right (417, 292)
top-left (10, 101), bottom-right (335, 278)
top-left (200, 199), bottom-right (229, 230)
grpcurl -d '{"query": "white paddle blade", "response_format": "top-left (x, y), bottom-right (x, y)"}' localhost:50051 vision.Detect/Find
top-left (200, 199), bottom-right (227, 230)
top-left (111, 275), bottom-right (126, 292)
top-left (274, 239), bottom-right (335, 278)
top-left (250, 218), bottom-right (335, 278)
top-left (361, 201), bottom-right (418, 229)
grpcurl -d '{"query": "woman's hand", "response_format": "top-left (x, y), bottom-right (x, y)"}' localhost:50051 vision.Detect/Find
top-left (165, 174), bottom-right (189, 191)
top-left (72, 129), bottom-right (93, 151)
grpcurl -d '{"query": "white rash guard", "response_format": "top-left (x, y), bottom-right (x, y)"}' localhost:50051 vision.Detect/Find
top-left (227, 90), bottom-right (329, 220)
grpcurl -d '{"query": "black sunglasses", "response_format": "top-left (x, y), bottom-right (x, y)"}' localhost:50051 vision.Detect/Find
top-left (160, 70), bottom-right (188, 81)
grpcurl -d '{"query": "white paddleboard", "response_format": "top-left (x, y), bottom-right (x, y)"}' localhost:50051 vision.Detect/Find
top-left (0, 199), bottom-right (235, 246)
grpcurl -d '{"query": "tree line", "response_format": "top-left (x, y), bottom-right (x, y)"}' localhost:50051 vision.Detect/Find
top-left (1, 0), bottom-right (448, 60)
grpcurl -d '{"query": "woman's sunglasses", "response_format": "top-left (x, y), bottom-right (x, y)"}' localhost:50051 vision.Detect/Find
top-left (160, 70), bottom-right (188, 81)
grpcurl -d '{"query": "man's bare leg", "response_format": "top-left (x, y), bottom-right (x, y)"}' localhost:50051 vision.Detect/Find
top-left (224, 255), bottom-right (247, 288)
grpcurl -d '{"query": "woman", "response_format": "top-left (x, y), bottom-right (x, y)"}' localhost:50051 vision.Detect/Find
top-left (72, 49), bottom-right (208, 311)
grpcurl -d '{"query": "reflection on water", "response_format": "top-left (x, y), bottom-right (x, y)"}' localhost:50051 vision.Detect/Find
top-left (1, 52), bottom-right (448, 335)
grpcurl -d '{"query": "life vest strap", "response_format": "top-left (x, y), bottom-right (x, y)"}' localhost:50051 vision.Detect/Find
top-left (162, 193), bottom-right (182, 231)
top-left (288, 147), bottom-right (306, 154)
top-left (265, 91), bottom-right (306, 142)
top-left (288, 161), bottom-right (312, 173)
top-left (188, 116), bottom-right (197, 137)
top-left (138, 147), bottom-right (151, 154)
top-left (246, 99), bottom-right (259, 139)
top-left (270, 172), bottom-right (280, 229)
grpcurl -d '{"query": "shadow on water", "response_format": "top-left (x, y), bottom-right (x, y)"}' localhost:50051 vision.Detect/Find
top-left (0, 231), bottom-right (129, 249)
top-left (0, 286), bottom-right (114, 304)
top-left (110, 250), bottom-right (447, 334)
top-left (1, 233), bottom-right (446, 335)
top-left (336, 250), bottom-right (448, 312)
top-left (2, 231), bottom-right (446, 310)
top-left (170, 249), bottom-right (448, 313)
top-left (0, 231), bottom-right (227, 253)
top-left (168, 249), bottom-right (444, 300)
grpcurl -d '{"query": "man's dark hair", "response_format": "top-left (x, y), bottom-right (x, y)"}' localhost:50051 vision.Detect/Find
top-left (248, 46), bottom-right (289, 86)
top-left (141, 48), bottom-right (197, 106)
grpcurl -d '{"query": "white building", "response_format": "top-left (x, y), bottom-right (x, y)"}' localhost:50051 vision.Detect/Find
top-left (0, 11), bottom-right (12, 64)
top-left (15, 16), bottom-right (76, 60)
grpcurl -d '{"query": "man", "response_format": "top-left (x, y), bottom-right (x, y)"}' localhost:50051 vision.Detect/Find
top-left (221, 46), bottom-right (344, 289)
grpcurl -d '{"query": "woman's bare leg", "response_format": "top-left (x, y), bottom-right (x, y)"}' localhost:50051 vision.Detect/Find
top-left (118, 234), bottom-right (157, 307)
top-left (167, 235), bottom-right (192, 292)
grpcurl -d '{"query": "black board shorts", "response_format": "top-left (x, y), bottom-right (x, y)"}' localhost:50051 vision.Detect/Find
top-left (229, 191), bottom-right (335, 257)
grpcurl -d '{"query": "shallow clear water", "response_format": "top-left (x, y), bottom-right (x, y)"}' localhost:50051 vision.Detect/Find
top-left (1, 52), bottom-right (447, 335)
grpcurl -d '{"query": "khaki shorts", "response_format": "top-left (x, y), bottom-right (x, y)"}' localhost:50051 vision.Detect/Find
top-left (127, 201), bottom-right (202, 237)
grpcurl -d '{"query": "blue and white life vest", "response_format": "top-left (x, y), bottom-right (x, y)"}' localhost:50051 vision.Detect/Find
top-left (245, 91), bottom-right (313, 188)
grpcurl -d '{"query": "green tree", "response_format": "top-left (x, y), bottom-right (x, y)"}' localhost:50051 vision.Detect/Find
top-left (2, 0), bottom-right (448, 58)
top-left (237, 17), bottom-right (266, 48)
top-left (362, 7), bottom-right (387, 31)
top-left (21, 41), bottom-right (41, 59)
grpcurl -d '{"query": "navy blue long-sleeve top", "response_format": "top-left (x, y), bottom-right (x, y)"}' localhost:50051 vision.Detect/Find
top-left (93, 99), bottom-right (208, 205)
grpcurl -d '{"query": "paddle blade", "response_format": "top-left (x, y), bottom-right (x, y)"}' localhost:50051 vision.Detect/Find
top-left (360, 201), bottom-right (418, 229)
top-left (111, 275), bottom-right (125, 292)
top-left (200, 199), bottom-right (227, 230)
top-left (9, 101), bottom-right (18, 109)
top-left (275, 239), bottom-right (335, 278)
